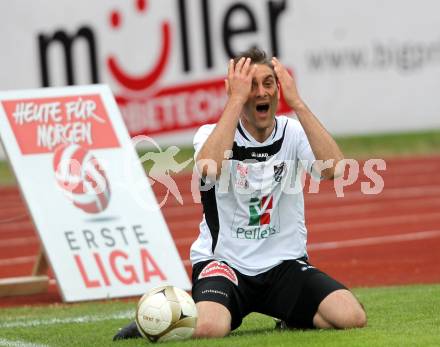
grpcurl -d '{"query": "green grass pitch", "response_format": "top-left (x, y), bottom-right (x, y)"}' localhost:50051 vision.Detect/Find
top-left (0, 284), bottom-right (439, 347)
top-left (1, 130), bottom-right (439, 346)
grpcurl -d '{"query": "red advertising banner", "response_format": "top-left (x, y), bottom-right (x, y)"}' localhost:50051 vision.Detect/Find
top-left (2, 94), bottom-right (120, 154)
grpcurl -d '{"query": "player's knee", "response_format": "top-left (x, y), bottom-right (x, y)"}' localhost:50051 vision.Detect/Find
top-left (344, 305), bottom-right (367, 329)
top-left (319, 290), bottom-right (367, 329)
top-left (353, 306), bottom-right (367, 328)
top-left (193, 320), bottom-right (230, 338)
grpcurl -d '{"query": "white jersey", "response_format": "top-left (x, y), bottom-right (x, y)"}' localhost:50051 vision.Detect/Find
top-left (190, 116), bottom-right (317, 276)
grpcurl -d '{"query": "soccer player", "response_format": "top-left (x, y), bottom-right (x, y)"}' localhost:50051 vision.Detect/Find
top-left (113, 48), bottom-right (366, 340)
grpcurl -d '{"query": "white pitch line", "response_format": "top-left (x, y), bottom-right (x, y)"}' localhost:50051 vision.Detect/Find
top-left (146, 184), bottom-right (440, 208)
top-left (0, 237), bottom-right (38, 248)
top-left (0, 310), bottom-right (134, 329)
top-left (1, 230), bottom-right (439, 274)
top-left (307, 196), bottom-right (440, 218)
top-left (167, 210), bottom-right (440, 232)
top-left (0, 338), bottom-right (49, 347)
top-left (0, 231), bottom-right (437, 315)
top-left (174, 237), bottom-right (196, 246)
top-left (0, 221), bottom-right (33, 231)
top-left (311, 212), bottom-right (440, 233)
top-left (2, 228), bottom-right (436, 269)
top-left (308, 230), bottom-right (440, 251)
top-left (2, 185), bottom-right (437, 226)
top-left (0, 256), bottom-right (36, 266)
top-left (176, 230), bottom-right (440, 252)
top-left (175, 222), bottom-right (440, 246)
top-left (305, 185), bottom-right (440, 203)
top-left (169, 210), bottom-right (440, 233)
top-left (2, 208), bottom-right (439, 249)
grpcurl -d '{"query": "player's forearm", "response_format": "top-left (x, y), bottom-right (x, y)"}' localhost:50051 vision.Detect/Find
top-left (271, 57), bottom-right (344, 179)
top-left (294, 102), bottom-right (344, 179)
top-left (196, 97), bottom-right (244, 178)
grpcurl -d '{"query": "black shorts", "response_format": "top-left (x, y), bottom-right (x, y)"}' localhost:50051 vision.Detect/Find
top-left (191, 258), bottom-right (347, 330)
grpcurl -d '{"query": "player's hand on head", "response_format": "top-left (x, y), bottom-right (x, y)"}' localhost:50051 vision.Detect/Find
top-left (227, 57), bottom-right (257, 104)
top-left (272, 57), bottom-right (303, 109)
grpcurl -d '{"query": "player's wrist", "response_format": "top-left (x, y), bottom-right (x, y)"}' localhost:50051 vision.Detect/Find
top-left (228, 94), bottom-right (248, 106)
top-left (290, 99), bottom-right (307, 112)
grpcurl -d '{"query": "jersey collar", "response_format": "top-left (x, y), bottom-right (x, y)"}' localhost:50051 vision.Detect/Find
top-left (237, 118), bottom-right (278, 146)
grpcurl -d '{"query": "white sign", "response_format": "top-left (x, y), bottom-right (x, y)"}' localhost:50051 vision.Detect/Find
top-left (0, 0), bottom-right (439, 146)
top-left (0, 85), bottom-right (191, 302)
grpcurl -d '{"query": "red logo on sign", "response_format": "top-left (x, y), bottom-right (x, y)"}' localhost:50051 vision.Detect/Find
top-left (198, 261), bottom-right (238, 286)
top-left (53, 144), bottom-right (111, 214)
top-left (104, 1), bottom-right (291, 137)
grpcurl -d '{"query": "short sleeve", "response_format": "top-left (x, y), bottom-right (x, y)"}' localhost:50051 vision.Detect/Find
top-left (193, 124), bottom-right (216, 178)
top-left (193, 124), bottom-right (215, 157)
top-left (295, 122), bottom-right (321, 180)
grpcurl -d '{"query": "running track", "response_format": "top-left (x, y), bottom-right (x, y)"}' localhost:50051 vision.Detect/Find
top-left (0, 156), bottom-right (439, 306)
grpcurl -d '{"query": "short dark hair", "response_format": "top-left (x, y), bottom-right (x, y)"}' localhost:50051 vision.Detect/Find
top-left (233, 47), bottom-right (277, 80)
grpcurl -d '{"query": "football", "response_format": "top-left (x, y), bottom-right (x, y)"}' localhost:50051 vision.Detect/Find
top-left (135, 285), bottom-right (198, 342)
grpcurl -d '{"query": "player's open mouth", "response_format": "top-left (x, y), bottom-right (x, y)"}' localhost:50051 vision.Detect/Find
top-left (256, 103), bottom-right (270, 114)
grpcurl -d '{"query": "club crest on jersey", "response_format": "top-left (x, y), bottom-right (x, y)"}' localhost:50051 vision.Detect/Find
top-left (273, 162), bottom-right (286, 182)
top-left (198, 261), bottom-right (238, 285)
top-left (235, 163), bottom-right (249, 189)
